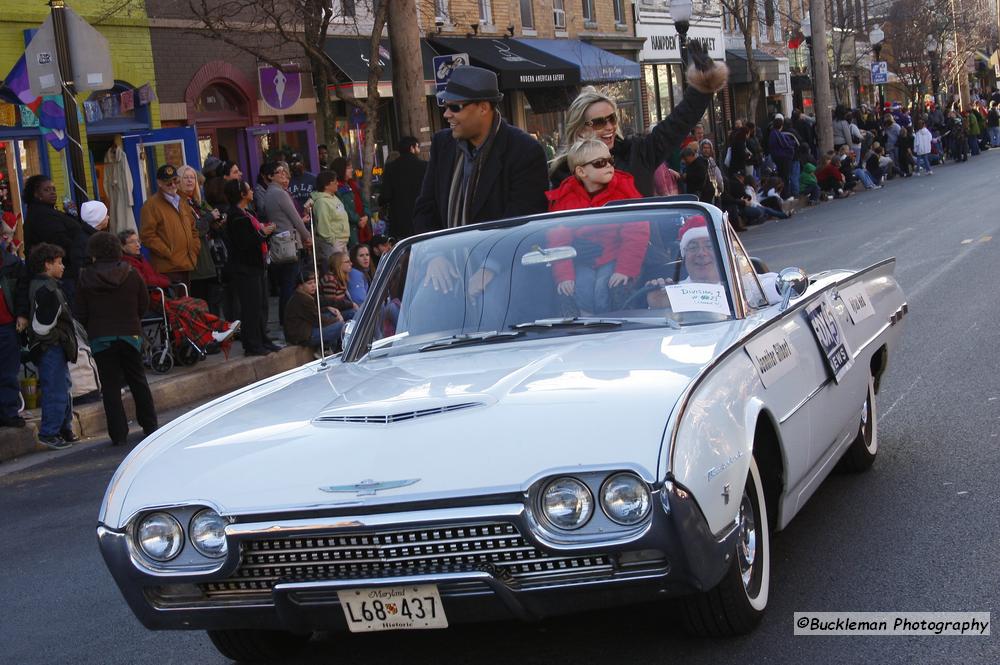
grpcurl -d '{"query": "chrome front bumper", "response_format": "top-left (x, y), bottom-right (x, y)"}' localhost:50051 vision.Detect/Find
top-left (98, 482), bottom-right (737, 632)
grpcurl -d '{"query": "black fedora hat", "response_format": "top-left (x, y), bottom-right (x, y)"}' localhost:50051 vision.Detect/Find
top-left (436, 66), bottom-right (504, 105)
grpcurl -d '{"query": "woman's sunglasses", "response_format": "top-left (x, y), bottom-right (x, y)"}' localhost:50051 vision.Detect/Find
top-left (583, 157), bottom-right (615, 169)
top-left (583, 113), bottom-right (618, 129)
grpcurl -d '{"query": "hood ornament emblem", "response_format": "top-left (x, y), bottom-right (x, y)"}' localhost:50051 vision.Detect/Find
top-left (320, 478), bottom-right (421, 496)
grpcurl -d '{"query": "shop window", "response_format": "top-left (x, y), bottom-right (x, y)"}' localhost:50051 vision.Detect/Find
top-left (196, 84), bottom-right (244, 115)
top-left (85, 81), bottom-right (151, 134)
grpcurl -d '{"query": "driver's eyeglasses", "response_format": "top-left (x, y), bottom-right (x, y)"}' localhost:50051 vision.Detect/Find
top-left (687, 240), bottom-right (714, 254)
top-left (583, 113), bottom-right (618, 129)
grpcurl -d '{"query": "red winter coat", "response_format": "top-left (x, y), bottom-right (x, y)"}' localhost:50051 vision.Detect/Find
top-left (545, 171), bottom-right (649, 284)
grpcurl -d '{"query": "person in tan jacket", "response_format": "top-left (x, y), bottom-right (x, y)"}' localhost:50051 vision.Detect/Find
top-left (139, 164), bottom-right (200, 284)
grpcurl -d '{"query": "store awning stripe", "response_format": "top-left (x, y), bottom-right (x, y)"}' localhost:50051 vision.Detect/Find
top-left (429, 37), bottom-right (580, 90)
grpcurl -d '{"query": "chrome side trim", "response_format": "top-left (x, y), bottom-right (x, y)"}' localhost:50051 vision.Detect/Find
top-left (662, 257), bottom-right (898, 476)
top-left (779, 378), bottom-right (834, 425)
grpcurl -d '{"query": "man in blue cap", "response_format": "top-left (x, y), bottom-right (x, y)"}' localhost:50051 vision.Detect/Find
top-left (413, 65), bottom-right (548, 290)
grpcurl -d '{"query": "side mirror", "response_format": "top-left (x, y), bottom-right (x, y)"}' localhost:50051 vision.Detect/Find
top-left (777, 267), bottom-right (808, 310)
top-left (341, 318), bottom-right (355, 350)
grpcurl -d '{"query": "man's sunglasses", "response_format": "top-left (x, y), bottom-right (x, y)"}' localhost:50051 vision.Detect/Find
top-left (440, 101), bottom-right (474, 113)
top-left (583, 113), bottom-right (618, 129)
top-left (582, 157), bottom-right (615, 169)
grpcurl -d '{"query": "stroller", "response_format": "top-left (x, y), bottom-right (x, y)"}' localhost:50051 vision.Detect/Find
top-left (141, 284), bottom-right (208, 373)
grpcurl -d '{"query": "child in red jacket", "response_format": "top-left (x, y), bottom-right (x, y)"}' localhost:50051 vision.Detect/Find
top-left (545, 139), bottom-right (649, 314)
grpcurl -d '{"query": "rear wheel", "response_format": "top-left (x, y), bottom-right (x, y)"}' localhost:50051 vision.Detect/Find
top-left (681, 456), bottom-right (770, 636)
top-left (207, 629), bottom-right (310, 663)
top-left (839, 377), bottom-right (878, 472)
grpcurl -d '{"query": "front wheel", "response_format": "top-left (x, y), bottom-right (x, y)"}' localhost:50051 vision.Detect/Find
top-left (207, 629), bottom-right (310, 663)
top-left (681, 456), bottom-right (770, 636)
top-left (838, 376), bottom-right (878, 472)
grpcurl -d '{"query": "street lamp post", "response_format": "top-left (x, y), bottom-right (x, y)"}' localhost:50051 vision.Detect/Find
top-left (869, 24), bottom-right (885, 110)
top-left (927, 36), bottom-right (940, 108)
top-left (671, 0), bottom-right (693, 88)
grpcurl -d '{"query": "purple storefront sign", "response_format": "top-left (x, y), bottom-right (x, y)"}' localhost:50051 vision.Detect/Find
top-left (258, 66), bottom-right (302, 111)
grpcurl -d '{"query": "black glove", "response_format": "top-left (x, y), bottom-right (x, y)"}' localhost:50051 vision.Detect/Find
top-left (687, 40), bottom-right (713, 73)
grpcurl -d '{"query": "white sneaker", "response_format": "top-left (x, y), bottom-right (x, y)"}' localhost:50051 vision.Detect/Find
top-left (211, 320), bottom-right (241, 344)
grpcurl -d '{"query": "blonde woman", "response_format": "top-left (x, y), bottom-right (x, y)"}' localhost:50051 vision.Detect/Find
top-left (177, 164), bottom-right (225, 315)
top-left (549, 42), bottom-right (728, 197)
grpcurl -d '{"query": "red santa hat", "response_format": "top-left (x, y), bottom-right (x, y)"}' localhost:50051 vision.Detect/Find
top-left (678, 215), bottom-right (710, 257)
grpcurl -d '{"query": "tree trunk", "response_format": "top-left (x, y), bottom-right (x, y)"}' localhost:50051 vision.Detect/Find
top-left (387, 0), bottom-right (431, 156)
top-left (359, 1), bottom-right (390, 203)
top-left (312, 63), bottom-right (335, 155)
top-left (810, 2), bottom-right (835, 155)
top-left (743, 29), bottom-right (761, 125)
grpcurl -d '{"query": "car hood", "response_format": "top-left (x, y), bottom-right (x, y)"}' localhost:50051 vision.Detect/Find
top-left (102, 325), bottom-right (745, 528)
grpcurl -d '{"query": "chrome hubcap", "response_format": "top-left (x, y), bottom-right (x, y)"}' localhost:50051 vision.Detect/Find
top-left (861, 397), bottom-right (869, 428)
top-left (737, 494), bottom-right (757, 589)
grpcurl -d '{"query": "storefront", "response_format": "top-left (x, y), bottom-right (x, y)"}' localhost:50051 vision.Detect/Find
top-left (429, 36), bottom-right (581, 132)
top-left (725, 48), bottom-right (781, 124)
top-left (323, 37), bottom-right (442, 180)
top-left (0, 104), bottom-right (47, 253)
top-left (635, 14), bottom-right (728, 145)
top-left (515, 38), bottom-right (642, 157)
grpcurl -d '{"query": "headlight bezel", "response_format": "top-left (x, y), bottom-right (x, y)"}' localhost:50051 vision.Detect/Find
top-left (600, 472), bottom-right (652, 526)
top-left (539, 476), bottom-right (595, 531)
top-left (188, 508), bottom-right (229, 558)
top-left (136, 511), bottom-right (185, 563)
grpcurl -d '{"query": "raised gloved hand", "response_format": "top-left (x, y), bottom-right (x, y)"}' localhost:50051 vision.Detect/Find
top-left (685, 41), bottom-right (728, 94)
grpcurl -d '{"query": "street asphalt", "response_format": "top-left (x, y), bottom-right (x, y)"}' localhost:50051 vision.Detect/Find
top-left (2, 151), bottom-right (998, 664)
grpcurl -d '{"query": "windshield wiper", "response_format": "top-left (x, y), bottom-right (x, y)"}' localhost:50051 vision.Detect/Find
top-left (512, 317), bottom-right (625, 330)
top-left (418, 330), bottom-right (522, 352)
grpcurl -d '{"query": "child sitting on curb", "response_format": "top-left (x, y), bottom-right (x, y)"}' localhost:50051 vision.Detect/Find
top-left (545, 138), bottom-right (650, 314)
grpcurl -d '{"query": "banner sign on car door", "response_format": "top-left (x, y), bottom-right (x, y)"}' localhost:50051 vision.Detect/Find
top-left (805, 294), bottom-right (853, 383)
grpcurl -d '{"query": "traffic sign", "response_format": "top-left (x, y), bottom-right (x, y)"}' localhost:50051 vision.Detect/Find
top-left (871, 61), bottom-right (888, 85)
top-left (433, 53), bottom-right (470, 91)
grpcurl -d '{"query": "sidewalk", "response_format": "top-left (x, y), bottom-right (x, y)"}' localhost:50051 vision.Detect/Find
top-left (0, 298), bottom-right (316, 464)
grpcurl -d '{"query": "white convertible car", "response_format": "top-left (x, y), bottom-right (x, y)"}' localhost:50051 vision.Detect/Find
top-left (98, 200), bottom-right (906, 662)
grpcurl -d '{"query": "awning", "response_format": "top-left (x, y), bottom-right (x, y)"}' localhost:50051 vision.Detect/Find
top-left (515, 39), bottom-right (641, 83)
top-left (429, 37), bottom-right (580, 89)
top-left (726, 49), bottom-right (780, 83)
top-left (324, 37), bottom-right (440, 98)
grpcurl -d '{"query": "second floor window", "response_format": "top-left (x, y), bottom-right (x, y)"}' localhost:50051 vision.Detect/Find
top-left (479, 0), bottom-right (493, 25)
top-left (613, 0), bottom-right (625, 24)
top-left (582, 0), bottom-right (595, 22)
top-left (435, 0), bottom-right (447, 20)
top-left (520, 0), bottom-right (534, 29)
top-left (554, 0), bottom-right (566, 29)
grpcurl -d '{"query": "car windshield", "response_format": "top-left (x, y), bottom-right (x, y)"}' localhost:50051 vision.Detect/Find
top-left (359, 206), bottom-right (733, 357)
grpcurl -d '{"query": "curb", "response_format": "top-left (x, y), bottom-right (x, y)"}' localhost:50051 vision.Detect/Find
top-left (0, 345), bottom-right (315, 464)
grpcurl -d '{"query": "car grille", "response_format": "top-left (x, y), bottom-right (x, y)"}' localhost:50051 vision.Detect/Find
top-left (200, 522), bottom-right (613, 599)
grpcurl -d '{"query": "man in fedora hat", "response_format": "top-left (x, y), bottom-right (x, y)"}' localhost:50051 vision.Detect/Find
top-left (412, 65), bottom-right (548, 290)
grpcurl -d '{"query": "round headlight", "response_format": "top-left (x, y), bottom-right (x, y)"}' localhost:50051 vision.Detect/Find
top-left (601, 473), bottom-right (651, 525)
top-left (189, 509), bottom-right (228, 558)
top-left (137, 512), bottom-right (184, 562)
top-left (541, 477), bottom-right (594, 530)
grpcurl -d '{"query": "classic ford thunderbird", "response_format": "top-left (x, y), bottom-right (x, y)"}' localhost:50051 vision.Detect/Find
top-left (98, 200), bottom-right (906, 662)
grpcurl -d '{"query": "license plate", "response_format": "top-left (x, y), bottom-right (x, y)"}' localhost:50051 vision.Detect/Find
top-left (337, 584), bottom-right (448, 632)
